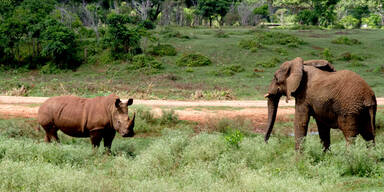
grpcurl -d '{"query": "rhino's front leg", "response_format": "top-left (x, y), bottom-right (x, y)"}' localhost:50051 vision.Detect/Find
top-left (103, 129), bottom-right (116, 152)
top-left (90, 129), bottom-right (103, 148)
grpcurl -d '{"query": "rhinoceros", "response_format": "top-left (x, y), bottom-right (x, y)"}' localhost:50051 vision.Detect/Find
top-left (37, 94), bottom-right (135, 150)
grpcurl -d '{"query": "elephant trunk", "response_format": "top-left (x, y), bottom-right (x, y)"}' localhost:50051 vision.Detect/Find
top-left (265, 96), bottom-right (280, 143)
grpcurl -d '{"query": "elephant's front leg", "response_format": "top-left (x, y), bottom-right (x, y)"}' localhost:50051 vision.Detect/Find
top-left (294, 105), bottom-right (310, 151)
top-left (315, 119), bottom-right (330, 152)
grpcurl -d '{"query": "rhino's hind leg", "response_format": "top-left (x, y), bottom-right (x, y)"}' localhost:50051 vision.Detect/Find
top-left (42, 124), bottom-right (60, 143)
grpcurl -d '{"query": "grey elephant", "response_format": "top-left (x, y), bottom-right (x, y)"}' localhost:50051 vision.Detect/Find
top-left (264, 57), bottom-right (376, 151)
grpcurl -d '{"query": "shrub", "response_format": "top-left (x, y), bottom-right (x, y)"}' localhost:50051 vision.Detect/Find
top-left (338, 52), bottom-right (365, 61)
top-left (214, 30), bottom-right (229, 38)
top-left (239, 39), bottom-right (263, 50)
top-left (239, 31), bottom-right (304, 50)
top-left (256, 57), bottom-right (280, 68)
top-left (159, 110), bottom-right (180, 125)
top-left (322, 48), bottom-right (333, 62)
top-left (340, 16), bottom-right (360, 29)
top-left (224, 129), bottom-right (244, 148)
top-left (362, 14), bottom-right (381, 29)
top-left (176, 54), bottom-right (212, 67)
top-left (140, 20), bottom-right (156, 30)
top-left (40, 62), bottom-right (65, 74)
top-left (128, 54), bottom-right (163, 72)
top-left (161, 28), bottom-right (190, 39)
top-left (295, 10), bottom-right (318, 25)
top-left (214, 65), bottom-right (245, 76)
top-left (149, 44), bottom-right (177, 56)
top-left (331, 36), bottom-right (361, 45)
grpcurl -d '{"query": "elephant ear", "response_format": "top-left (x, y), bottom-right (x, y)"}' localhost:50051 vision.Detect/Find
top-left (303, 60), bottom-right (335, 72)
top-left (286, 57), bottom-right (304, 102)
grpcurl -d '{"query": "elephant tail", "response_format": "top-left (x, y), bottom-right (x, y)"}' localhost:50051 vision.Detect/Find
top-left (368, 105), bottom-right (376, 143)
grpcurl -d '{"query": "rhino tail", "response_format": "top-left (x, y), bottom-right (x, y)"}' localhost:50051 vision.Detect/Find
top-left (35, 124), bottom-right (41, 132)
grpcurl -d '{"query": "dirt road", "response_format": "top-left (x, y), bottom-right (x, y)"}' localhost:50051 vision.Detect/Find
top-left (1, 96), bottom-right (383, 132)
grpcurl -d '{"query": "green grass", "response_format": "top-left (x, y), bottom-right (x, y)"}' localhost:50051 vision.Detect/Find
top-left (1, 116), bottom-right (384, 191)
top-left (1, 27), bottom-right (384, 100)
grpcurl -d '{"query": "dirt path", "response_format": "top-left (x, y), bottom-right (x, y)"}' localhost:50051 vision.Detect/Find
top-left (2, 96), bottom-right (383, 133)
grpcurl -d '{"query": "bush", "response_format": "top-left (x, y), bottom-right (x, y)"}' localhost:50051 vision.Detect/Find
top-left (149, 44), bottom-right (177, 56)
top-left (340, 16), bottom-right (360, 29)
top-left (128, 54), bottom-right (163, 72)
top-left (161, 28), bottom-right (190, 39)
top-left (176, 54), bottom-right (212, 67)
top-left (295, 10), bottom-right (318, 25)
top-left (256, 57), bottom-right (280, 68)
top-left (331, 36), bottom-right (361, 45)
top-left (239, 31), bottom-right (304, 50)
top-left (40, 62), bottom-right (65, 74)
top-left (140, 20), bottom-right (156, 30)
top-left (338, 52), bottom-right (365, 61)
top-left (362, 14), bottom-right (381, 28)
top-left (214, 65), bottom-right (245, 76)
top-left (214, 30), bottom-right (229, 38)
top-left (322, 48), bottom-right (333, 62)
top-left (224, 129), bottom-right (244, 148)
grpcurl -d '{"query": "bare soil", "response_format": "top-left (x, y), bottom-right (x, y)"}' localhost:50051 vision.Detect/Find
top-left (2, 96), bottom-right (383, 133)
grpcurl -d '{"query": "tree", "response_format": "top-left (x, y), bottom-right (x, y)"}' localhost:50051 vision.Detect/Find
top-left (196, 0), bottom-right (232, 26)
top-left (131, 0), bottom-right (165, 21)
top-left (105, 13), bottom-right (143, 58)
top-left (40, 18), bottom-right (79, 69)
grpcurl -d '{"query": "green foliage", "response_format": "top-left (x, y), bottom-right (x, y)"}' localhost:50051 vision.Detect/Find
top-left (129, 54), bottom-right (163, 72)
top-left (295, 10), bottom-right (319, 26)
top-left (40, 18), bottom-right (79, 69)
top-left (224, 129), bottom-right (244, 148)
top-left (214, 30), bottom-right (229, 38)
top-left (40, 62), bottom-right (65, 74)
top-left (332, 36), bottom-right (362, 45)
top-left (362, 14), bottom-right (381, 28)
top-left (161, 28), bottom-right (190, 39)
top-left (322, 48), bottom-right (333, 62)
top-left (239, 31), bottom-right (304, 50)
top-left (159, 110), bottom-right (180, 125)
top-left (253, 4), bottom-right (269, 21)
top-left (340, 15), bottom-right (360, 29)
top-left (214, 65), bottom-right (245, 76)
top-left (140, 20), bottom-right (156, 30)
top-left (176, 53), bottom-right (212, 67)
top-left (196, 0), bottom-right (232, 26)
top-left (295, 0), bottom-right (338, 27)
top-left (256, 57), bottom-right (280, 68)
top-left (105, 13), bottom-right (143, 59)
top-left (338, 52), bottom-right (365, 62)
top-left (149, 44), bottom-right (177, 56)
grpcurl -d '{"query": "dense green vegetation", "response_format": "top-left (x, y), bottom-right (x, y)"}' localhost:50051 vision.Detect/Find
top-left (1, 109), bottom-right (384, 191)
top-left (1, 28), bottom-right (384, 100)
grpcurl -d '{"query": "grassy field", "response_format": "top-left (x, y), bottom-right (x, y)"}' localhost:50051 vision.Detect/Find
top-left (1, 27), bottom-right (384, 100)
top-left (0, 109), bottom-right (384, 191)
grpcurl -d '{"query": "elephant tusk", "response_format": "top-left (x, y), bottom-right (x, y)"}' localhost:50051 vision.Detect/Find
top-left (264, 93), bottom-right (270, 98)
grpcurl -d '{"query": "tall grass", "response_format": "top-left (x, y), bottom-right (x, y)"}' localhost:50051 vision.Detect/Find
top-left (0, 118), bottom-right (384, 191)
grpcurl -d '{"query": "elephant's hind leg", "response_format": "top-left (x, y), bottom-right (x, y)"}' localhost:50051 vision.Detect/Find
top-left (338, 115), bottom-right (359, 146)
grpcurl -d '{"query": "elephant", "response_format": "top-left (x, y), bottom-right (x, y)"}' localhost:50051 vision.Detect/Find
top-left (264, 57), bottom-right (376, 151)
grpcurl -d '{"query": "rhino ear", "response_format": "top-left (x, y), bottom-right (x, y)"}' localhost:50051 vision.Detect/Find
top-left (127, 98), bottom-right (133, 106)
top-left (115, 98), bottom-right (121, 108)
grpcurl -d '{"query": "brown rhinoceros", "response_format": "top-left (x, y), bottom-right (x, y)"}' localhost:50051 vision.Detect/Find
top-left (37, 94), bottom-right (135, 150)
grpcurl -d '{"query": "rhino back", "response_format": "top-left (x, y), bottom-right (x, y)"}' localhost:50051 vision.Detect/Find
top-left (38, 96), bottom-right (87, 134)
